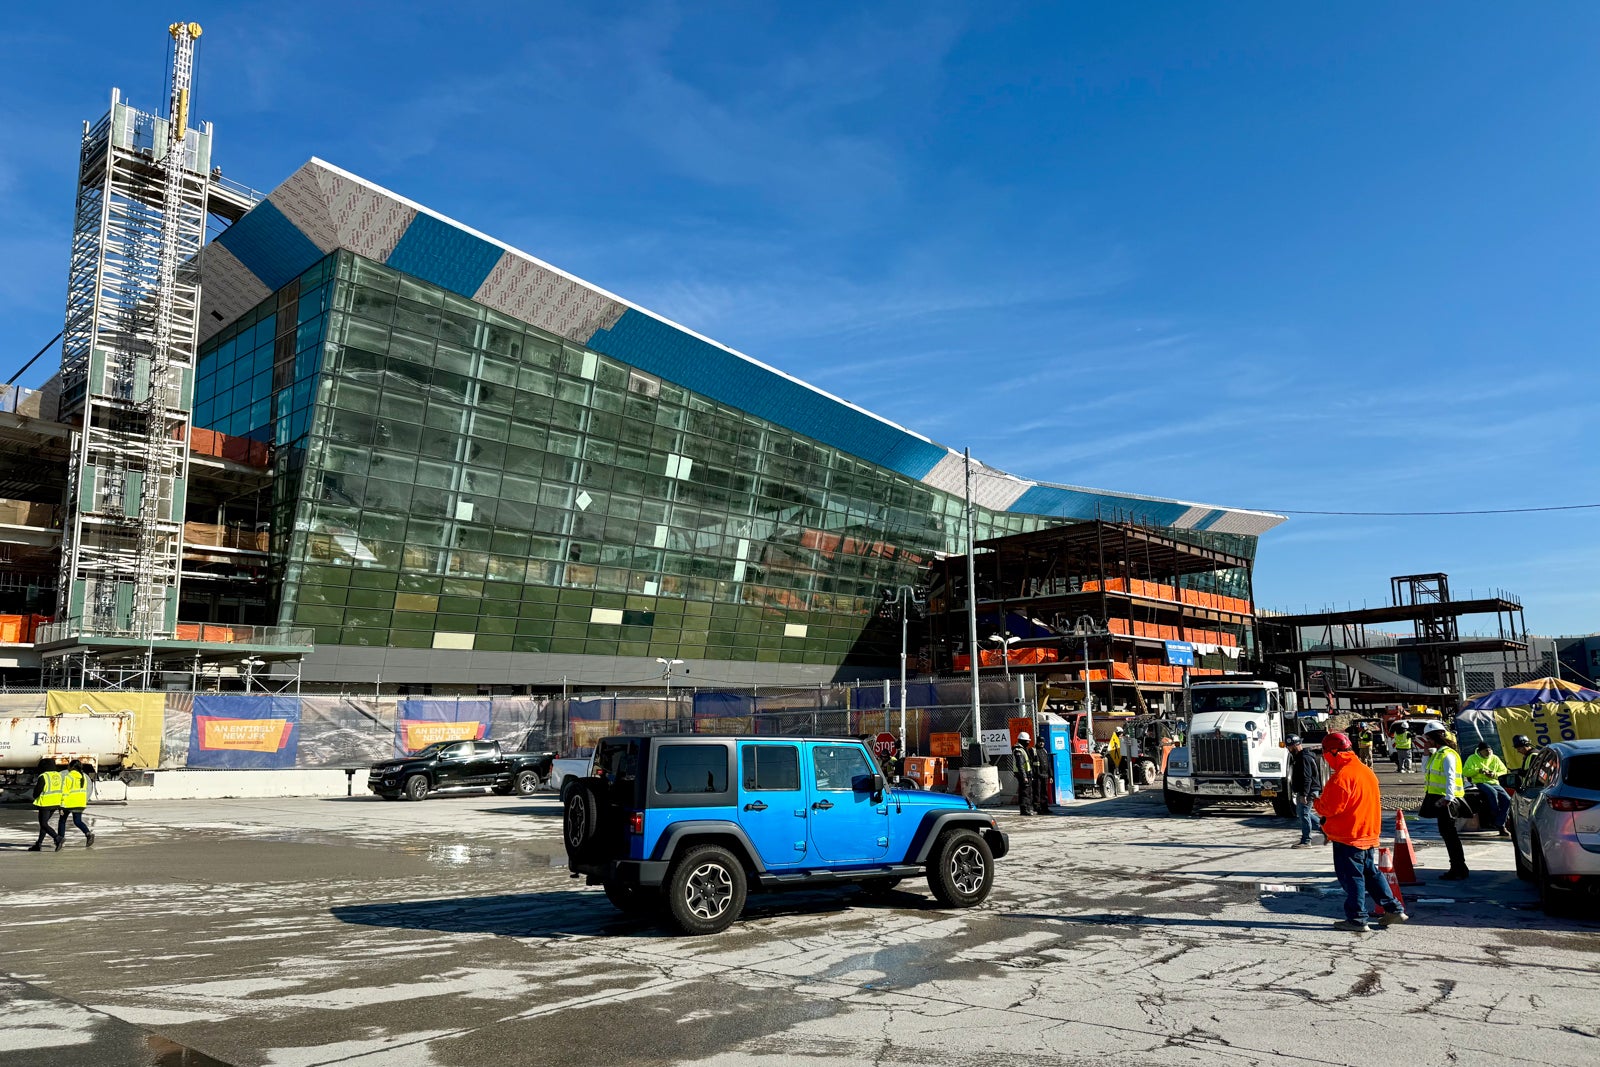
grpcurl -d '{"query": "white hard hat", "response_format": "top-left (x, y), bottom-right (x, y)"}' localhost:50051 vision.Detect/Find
top-left (1114, 726), bottom-right (1124, 733)
top-left (1017, 731), bottom-right (1031, 741)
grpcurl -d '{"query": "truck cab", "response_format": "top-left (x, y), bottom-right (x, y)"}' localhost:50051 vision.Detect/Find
top-left (1162, 679), bottom-right (1297, 816)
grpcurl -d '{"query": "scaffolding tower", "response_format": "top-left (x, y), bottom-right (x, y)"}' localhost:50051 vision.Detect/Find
top-left (56, 24), bottom-right (215, 641)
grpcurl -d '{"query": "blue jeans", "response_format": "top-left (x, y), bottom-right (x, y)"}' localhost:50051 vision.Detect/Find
top-left (1331, 842), bottom-right (1401, 921)
top-left (1294, 798), bottom-right (1316, 844)
top-left (1475, 783), bottom-right (1511, 829)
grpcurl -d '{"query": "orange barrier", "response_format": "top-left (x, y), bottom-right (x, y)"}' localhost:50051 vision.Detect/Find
top-left (1393, 810), bottom-right (1422, 885)
top-left (1374, 846), bottom-right (1407, 916)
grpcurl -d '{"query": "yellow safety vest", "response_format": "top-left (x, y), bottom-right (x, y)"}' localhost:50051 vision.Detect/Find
top-left (34, 770), bottom-right (64, 808)
top-left (1424, 748), bottom-right (1465, 799)
top-left (1393, 733), bottom-right (1412, 750)
top-left (61, 769), bottom-right (89, 810)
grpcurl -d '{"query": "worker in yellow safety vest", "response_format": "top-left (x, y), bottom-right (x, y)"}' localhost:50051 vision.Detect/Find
top-left (54, 760), bottom-right (95, 849)
top-left (1391, 727), bottom-right (1414, 774)
top-left (1423, 728), bottom-right (1469, 881)
top-left (27, 766), bottom-right (64, 852)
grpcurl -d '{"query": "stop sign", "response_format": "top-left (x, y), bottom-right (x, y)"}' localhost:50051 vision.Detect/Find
top-left (874, 732), bottom-right (895, 756)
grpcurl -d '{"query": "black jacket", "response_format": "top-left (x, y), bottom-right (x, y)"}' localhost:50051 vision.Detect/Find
top-left (1288, 747), bottom-right (1324, 797)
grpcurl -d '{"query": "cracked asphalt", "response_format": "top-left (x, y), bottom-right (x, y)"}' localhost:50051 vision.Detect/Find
top-left (1, 784), bottom-right (1596, 1067)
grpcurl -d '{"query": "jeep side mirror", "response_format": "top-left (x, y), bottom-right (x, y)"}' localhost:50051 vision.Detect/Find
top-left (871, 772), bottom-right (885, 797)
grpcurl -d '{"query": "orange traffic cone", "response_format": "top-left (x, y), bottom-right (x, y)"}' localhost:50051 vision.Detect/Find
top-left (1393, 809), bottom-right (1422, 885)
top-left (1377, 846), bottom-right (1406, 911)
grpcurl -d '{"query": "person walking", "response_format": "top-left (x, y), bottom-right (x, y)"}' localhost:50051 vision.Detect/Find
top-left (1286, 735), bottom-right (1324, 848)
top-left (55, 760), bottom-right (95, 849)
top-left (1011, 731), bottom-right (1035, 816)
top-left (1312, 731), bottom-right (1408, 932)
top-left (1422, 727), bottom-right (1469, 880)
top-left (1391, 726), bottom-right (1414, 774)
top-left (26, 765), bottom-right (64, 852)
top-left (1463, 742), bottom-right (1511, 837)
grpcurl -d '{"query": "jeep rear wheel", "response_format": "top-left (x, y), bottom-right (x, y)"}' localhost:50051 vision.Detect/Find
top-left (403, 774), bottom-right (429, 801)
top-left (927, 829), bottom-right (994, 908)
top-left (665, 845), bottom-right (747, 935)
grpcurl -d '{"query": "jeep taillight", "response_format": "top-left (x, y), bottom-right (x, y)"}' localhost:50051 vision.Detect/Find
top-left (1549, 797), bottom-right (1596, 812)
top-left (628, 811), bottom-right (644, 834)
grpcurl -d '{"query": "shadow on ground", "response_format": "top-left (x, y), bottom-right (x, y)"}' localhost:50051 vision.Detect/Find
top-left (332, 883), bottom-right (944, 939)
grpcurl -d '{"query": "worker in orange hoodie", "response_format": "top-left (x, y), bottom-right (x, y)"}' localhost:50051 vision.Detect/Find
top-left (1312, 731), bottom-right (1409, 932)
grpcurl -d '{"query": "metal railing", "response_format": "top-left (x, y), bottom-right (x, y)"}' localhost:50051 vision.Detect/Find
top-left (36, 618), bottom-right (314, 648)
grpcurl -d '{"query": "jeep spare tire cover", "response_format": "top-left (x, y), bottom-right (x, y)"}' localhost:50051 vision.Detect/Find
top-left (563, 779), bottom-right (604, 862)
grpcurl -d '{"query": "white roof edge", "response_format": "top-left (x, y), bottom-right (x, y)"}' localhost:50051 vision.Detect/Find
top-left (303, 158), bottom-right (941, 449)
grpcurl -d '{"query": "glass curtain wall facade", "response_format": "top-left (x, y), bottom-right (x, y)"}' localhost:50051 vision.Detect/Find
top-left (195, 252), bottom-right (1062, 671)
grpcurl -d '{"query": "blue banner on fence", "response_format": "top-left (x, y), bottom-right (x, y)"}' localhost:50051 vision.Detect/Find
top-left (188, 695), bottom-right (301, 769)
top-left (394, 699), bottom-right (492, 757)
top-left (1164, 641), bottom-right (1197, 667)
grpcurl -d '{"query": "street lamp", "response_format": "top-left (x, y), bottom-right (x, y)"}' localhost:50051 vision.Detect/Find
top-left (657, 658), bottom-right (684, 725)
top-left (240, 656), bottom-right (266, 693)
top-left (880, 586), bottom-right (926, 755)
top-left (987, 632), bottom-right (1022, 679)
top-left (1069, 615), bottom-right (1110, 731)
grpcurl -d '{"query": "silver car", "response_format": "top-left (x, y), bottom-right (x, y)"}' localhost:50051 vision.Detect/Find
top-left (1509, 739), bottom-right (1600, 914)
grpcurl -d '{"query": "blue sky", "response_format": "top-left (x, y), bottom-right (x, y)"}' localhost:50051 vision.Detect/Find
top-left (2, 3), bottom-right (1596, 634)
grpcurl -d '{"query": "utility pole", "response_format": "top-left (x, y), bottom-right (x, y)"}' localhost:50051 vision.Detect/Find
top-left (964, 449), bottom-right (984, 764)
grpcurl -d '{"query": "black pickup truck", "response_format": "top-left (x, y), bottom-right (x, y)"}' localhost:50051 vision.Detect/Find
top-left (367, 740), bottom-right (556, 801)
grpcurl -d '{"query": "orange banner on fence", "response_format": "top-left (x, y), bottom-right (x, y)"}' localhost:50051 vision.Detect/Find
top-left (195, 716), bottom-right (294, 753)
top-left (398, 719), bottom-right (486, 751)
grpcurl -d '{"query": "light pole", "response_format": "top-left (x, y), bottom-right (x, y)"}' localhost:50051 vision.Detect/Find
top-left (657, 657), bottom-right (684, 726)
top-left (1069, 615), bottom-right (1110, 734)
top-left (987, 632), bottom-right (1022, 679)
top-left (241, 656), bottom-right (265, 693)
top-left (880, 586), bottom-right (926, 754)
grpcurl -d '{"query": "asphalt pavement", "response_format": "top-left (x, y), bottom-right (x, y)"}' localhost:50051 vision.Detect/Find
top-left (1, 782), bottom-right (1595, 1067)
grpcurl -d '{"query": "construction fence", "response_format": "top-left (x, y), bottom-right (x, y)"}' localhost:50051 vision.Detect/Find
top-left (1, 677), bottom-right (1034, 773)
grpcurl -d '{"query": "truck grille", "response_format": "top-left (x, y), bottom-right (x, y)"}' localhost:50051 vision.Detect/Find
top-left (1192, 734), bottom-right (1249, 776)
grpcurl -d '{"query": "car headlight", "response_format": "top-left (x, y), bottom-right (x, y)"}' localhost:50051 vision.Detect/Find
top-left (1258, 761), bottom-right (1282, 773)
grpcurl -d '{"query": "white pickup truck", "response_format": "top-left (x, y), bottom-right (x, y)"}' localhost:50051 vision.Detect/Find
top-left (1163, 679), bottom-right (1298, 817)
top-left (551, 755), bottom-right (593, 797)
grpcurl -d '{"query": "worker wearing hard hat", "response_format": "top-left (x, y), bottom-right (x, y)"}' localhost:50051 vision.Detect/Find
top-left (1463, 742), bottom-right (1511, 839)
top-left (1421, 725), bottom-right (1469, 881)
top-left (1391, 726), bottom-right (1414, 774)
top-left (1314, 732), bottom-right (1407, 932)
top-left (26, 765), bottom-right (64, 852)
top-left (1011, 731), bottom-right (1036, 816)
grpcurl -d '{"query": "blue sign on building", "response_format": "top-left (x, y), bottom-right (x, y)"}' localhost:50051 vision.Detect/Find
top-left (1164, 641), bottom-right (1197, 667)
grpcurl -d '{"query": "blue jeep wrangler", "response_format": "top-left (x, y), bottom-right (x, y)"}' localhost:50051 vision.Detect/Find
top-left (563, 734), bottom-right (1009, 934)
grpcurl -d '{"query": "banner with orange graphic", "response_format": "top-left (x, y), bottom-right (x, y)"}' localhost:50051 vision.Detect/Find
top-left (395, 699), bottom-right (491, 757)
top-left (187, 695), bottom-right (299, 768)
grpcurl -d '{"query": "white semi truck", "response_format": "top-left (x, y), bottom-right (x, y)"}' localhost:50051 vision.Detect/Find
top-left (1162, 678), bottom-right (1298, 817)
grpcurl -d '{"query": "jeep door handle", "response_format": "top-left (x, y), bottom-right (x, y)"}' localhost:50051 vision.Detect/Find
top-left (812, 800), bottom-right (833, 810)
top-left (743, 801), bottom-right (768, 812)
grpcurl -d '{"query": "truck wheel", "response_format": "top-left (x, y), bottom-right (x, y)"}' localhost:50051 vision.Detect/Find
top-left (559, 775), bottom-right (579, 802)
top-left (515, 770), bottom-right (540, 796)
top-left (1272, 792), bottom-right (1295, 819)
top-left (403, 774), bottom-right (429, 801)
top-left (1098, 773), bottom-right (1116, 798)
top-left (1163, 785), bottom-right (1194, 815)
top-left (563, 781), bottom-right (603, 862)
top-left (665, 845), bottom-right (747, 935)
top-left (927, 828), bottom-right (994, 908)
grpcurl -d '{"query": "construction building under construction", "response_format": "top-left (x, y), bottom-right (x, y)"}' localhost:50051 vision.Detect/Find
top-left (1257, 572), bottom-right (1531, 711)
top-left (0, 24), bottom-right (1292, 693)
top-left (926, 518), bottom-right (1261, 712)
